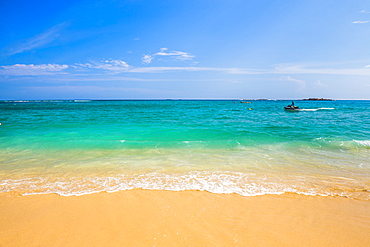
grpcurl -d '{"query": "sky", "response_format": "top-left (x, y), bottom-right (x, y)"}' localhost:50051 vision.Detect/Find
top-left (1, 0), bottom-right (370, 100)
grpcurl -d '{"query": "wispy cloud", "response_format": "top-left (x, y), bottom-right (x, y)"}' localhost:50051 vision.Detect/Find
top-left (352, 10), bottom-right (370, 24)
top-left (74, 59), bottom-right (130, 73)
top-left (280, 76), bottom-right (306, 91)
top-left (272, 64), bottom-right (370, 76)
top-left (129, 66), bottom-right (262, 74)
top-left (2, 60), bottom-right (370, 78)
top-left (24, 85), bottom-right (172, 97)
top-left (52, 76), bottom-right (154, 82)
top-left (142, 48), bottom-right (195, 64)
top-left (7, 23), bottom-right (69, 55)
top-left (0, 64), bottom-right (68, 76)
top-left (314, 80), bottom-right (327, 88)
top-left (132, 64), bottom-right (370, 76)
top-left (142, 55), bottom-right (154, 64)
top-left (352, 20), bottom-right (370, 24)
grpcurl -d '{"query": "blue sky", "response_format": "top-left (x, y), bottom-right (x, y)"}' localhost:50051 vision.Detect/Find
top-left (1, 0), bottom-right (370, 100)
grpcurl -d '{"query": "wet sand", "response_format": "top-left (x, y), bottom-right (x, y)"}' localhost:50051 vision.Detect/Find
top-left (0, 190), bottom-right (369, 247)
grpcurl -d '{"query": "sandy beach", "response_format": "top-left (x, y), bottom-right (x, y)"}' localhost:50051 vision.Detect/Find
top-left (0, 190), bottom-right (369, 247)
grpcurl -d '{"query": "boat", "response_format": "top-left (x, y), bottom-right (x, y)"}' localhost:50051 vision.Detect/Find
top-left (284, 101), bottom-right (300, 111)
top-left (284, 105), bottom-right (300, 110)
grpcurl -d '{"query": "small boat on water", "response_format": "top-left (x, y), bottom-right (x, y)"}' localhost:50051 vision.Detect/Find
top-left (284, 101), bottom-right (300, 111)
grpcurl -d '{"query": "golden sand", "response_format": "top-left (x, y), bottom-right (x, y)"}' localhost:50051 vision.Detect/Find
top-left (0, 190), bottom-right (369, 247)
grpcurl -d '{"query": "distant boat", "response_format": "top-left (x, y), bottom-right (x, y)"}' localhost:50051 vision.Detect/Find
top-left (284, 101), bottom-right (300, 111)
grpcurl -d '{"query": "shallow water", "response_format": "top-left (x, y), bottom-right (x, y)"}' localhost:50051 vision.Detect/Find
top-left (0, 100), bottom-right (369, 199)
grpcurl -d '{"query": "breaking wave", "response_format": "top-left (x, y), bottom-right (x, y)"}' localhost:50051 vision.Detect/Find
top-left (1, 171), bottom-right (369, 200)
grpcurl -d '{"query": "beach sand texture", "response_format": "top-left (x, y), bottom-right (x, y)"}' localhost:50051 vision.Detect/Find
top-left (0, 190), bottom-right (369, 247)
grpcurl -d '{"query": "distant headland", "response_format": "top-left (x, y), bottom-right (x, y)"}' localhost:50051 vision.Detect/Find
top-left (302, 98), bottom-right (335, 101)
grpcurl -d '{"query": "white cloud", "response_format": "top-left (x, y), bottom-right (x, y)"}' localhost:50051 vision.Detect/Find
top-left (280, 76), bottom-right (305, 83)
top-left (24, 85), bottom-right (171, 97)
top-left (129, 66), bottom-right (261, 74)
top-left (142, 55), bottom-right (154, 64)
top-left (142, 48), bottom-right (195, 64)
top-left (352, 20), bottom-right (370, 24)
top-left (51, 75), bottom-right (156, 82)
top-left (360, 10), bottom-right (370, 13)
top-left (272, 64), bottom-right (370, 76)
top-left (130, 63), bottom-right (370, 76)
top-left (0, 64), bottom-right (68, 76)
top-left (3, 60), bottom-right (370, 79)
top-left (156, 48), bottom-right (194, 60)
top-left (130, 66), bottom-right (197, 73)
top-left (131, 64), bottom-right (370, 76)
top-left (7, 23), bottom-right (68, 55)
top-left (75, 59), bottom-right (130, 73)
top-left (130, 66), bottom-right (219, 73)
top-left (280, 76), bottom-right (306, 91)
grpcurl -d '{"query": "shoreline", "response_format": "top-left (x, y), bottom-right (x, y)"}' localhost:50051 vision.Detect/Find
top-left (1, 190), bottom-right (369, 247)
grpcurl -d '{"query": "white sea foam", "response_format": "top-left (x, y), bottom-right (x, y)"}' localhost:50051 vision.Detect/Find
top-left (74, 100), bottom-right (91, 102)
top-left (354, 140), bottom-right (370, 147)
top-left (299, 109), bottom-right (318, 111)
top-left (1, 171), bottom-right (369, 200)
top-left (298, 107), bottom-right (335, 111)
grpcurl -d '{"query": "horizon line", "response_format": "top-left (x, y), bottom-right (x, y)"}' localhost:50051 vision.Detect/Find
top-left (1, 98), bottom-right (369, 102)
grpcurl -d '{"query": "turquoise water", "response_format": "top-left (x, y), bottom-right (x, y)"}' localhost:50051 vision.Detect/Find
top-left (0, 100), bottom-right (369, 199)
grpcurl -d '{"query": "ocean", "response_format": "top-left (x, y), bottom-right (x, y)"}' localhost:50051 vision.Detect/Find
top-left (0, 100), bottom-right (369, 199)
